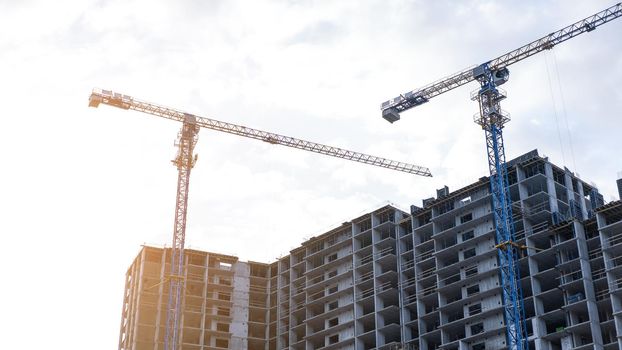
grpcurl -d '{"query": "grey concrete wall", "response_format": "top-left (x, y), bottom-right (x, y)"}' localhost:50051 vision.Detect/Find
top-left (231, 261), bottom-right (250, 350)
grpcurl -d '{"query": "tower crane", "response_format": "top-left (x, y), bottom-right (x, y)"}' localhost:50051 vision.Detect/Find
top-left (88, 88), bottom-right (431, 350)
top-left (381, 4), bottom-right (621, 350)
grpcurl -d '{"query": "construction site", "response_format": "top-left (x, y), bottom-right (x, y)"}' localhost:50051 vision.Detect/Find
top-left (117, 150), bottom-right (622, 350)
top-left (89, 4), bottom-right (622, 350)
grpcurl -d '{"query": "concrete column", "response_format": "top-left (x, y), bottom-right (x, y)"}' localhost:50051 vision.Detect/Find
top-left (574, 179), bottom-right (588, 220)
top-left (544, 163), bottom-right (559, 214)
top-left (231, 262), bottom-right (250, 350)
top-left (561, 335), bottom-right (573, 349)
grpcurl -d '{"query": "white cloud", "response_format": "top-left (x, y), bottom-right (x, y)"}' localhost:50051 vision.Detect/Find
top-left (0, 1), bottom-right (620, 349)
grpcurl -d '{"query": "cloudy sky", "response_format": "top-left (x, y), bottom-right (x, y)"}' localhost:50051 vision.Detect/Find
top-left (1, 0), bottom-right (620, 348)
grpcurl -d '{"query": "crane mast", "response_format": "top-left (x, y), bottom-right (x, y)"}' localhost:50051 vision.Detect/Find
top-left (89, 89), bottom-right (431, 350)
top-left (473, 67), bottom-right (528, 349)
top-left (381, 4), bottom-right (621, 350)
top-left (165, 117), bottom-right (199, 350)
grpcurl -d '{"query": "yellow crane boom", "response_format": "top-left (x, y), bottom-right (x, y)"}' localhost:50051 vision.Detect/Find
top-left (89, 88), bottom-right (430, 350)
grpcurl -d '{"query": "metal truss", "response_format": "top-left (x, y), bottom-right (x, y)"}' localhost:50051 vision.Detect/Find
top-left (164, 119), bottom-right (199, 350)
top-left (475, 71), bottom-right (529, 349)
top-left (380, 3), bottom-right (622, 117)
top-left (89, 89), bottom-right (431, 177)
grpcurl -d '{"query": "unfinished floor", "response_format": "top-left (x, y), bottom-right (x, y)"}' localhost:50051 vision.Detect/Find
top-left (118, 248), bottom-right (270, 350)
top-left (118, 149), bottom-right (622, 350)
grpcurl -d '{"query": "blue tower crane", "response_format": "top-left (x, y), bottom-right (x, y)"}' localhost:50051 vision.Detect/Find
top-left (380, 4), bottom-right (622, 349)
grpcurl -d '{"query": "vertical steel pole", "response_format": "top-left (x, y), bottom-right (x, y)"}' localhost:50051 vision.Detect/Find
top-left (165, 116), bottom-right (199, 350)
top-left (474, 68), bottom-right (528, 350)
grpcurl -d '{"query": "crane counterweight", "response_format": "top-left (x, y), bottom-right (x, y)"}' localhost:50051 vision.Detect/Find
top-left (382, 108), bottom-right (401, 123)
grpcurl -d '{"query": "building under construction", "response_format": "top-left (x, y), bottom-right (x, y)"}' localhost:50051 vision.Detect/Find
top-left (118, 150), bottom-right (622, 350)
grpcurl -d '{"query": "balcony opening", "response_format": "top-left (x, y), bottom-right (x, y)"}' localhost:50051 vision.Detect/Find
top-left (462, 230), bottom-right (475, 242)
top-left (215, 338), bottom-right (229, 348)
top-left (468, 303), bottom-right (482, 316)
top-left (460, 213), bottom-right (473, 224)
top-left (470, 322), bottom-right (484, 335)
top-left (466, 284), bottom-right (480, 296)
top-left (463, 248), bottom-right (476, 260)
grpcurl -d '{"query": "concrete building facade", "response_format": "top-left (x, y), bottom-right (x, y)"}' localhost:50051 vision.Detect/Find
top-left (118, 248), bottom-right (271, 350)
top-left (118, 150), bottom-right (622, 350)
top-left (404, 150), bottom-right (615, 350)
top-left (269, 205), bottom-right (409, 350)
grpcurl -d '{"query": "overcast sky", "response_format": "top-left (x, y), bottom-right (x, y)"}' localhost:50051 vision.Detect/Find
top-left (1, 0), bottom-right (620, 349)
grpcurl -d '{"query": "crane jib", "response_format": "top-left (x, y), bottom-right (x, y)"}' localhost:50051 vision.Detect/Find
top-left (380, 3), bottom-right (622, 118)
top-left (88, 88), bottom-right (432, 177)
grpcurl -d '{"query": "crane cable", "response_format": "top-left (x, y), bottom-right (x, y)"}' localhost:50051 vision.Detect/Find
top-left (552, 49), bottom-right (578, 174)
top-left (544, 51), bottom-right (567, 167)
top-left (544, 50), bottom-right (579, 173)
